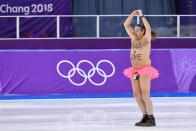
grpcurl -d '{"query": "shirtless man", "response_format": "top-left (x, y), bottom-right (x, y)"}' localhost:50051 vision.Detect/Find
top-left (123, 10), bottom-right (159, 127)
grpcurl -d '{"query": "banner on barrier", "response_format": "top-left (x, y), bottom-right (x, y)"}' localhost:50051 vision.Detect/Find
top-left (0, 49), bottom-right (195, 95)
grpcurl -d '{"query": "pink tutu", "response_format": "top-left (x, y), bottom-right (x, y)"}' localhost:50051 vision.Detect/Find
top-left (123, 66), bottom-right (159, 80)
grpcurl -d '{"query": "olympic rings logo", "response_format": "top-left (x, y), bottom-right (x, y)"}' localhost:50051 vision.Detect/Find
top-left (56, 60), bottom-right (115, 86)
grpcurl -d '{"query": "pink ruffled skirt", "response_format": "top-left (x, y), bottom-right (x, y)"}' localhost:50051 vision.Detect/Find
top-left (123, 66), bottom-right (159, 80)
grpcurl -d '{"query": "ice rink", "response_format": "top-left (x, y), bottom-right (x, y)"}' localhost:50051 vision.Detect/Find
top-left (0, 97), bottom-right (196, 131)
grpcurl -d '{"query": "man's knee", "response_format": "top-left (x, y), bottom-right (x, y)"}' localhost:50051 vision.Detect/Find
top-left (141, 89), bottom-right (150, 99)
top-left (133, 92), bottom-right (143, 100)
